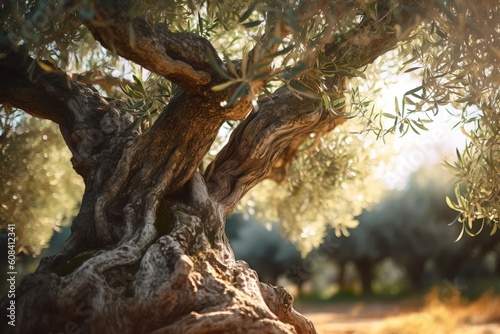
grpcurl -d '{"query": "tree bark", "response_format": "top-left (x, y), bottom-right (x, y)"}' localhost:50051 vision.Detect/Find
top-left (0, 1), bottom-right (432, 332)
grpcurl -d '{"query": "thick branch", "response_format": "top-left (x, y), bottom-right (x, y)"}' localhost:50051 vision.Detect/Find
top-left (204, 83), bottom-right (344, 216)
top-left (266, 114), bottom-right (345, 183)
top-left (205, 1), bottom-right (435, 213)
top-left (0, 45), bottom-right (139, 271)
top-left (0, 46), bottom-right (133, 181)
top-left (264, 0), bottom-right (434, 182)
top-left (80, 0), bottom-right (220, 93)
top-left (0, 50), bottom-right (72, 126)
top-left (266, 75), bottom-right (348, 182)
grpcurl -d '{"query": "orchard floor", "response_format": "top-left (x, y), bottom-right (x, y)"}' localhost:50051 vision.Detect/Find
top-left (297, 294), bottom-right (500, 334)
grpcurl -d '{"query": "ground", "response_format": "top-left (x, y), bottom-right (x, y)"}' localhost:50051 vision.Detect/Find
top-left (298, 294), bottom-right (500, 334)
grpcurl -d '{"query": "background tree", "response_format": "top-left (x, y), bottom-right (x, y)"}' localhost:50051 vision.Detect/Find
top-left (227, 214), bottom-right (302, 286)
top-left (317, 167), bottom-right (500, 295)
top-left (0, 1), bottom-right (498, 333)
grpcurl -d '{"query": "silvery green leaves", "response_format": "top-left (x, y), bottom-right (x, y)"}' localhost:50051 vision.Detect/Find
top-left (209, 0), bottom-right (348, 112)
top-left (444, 95), bottom-right (500, 239)
top-left (121, 71), bottom-right (176, 132)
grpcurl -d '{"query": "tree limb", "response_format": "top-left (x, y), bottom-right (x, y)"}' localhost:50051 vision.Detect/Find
top-left (0, 46), bottom-right (133, 180)
top-left (0, 44), bottom-right (138, 269)
top-left (325, 0), bottom-right (434, 69)
top-left (80, 0), bottom-right (220, 93)
top-left (204, 0), bottom-right (435, 214)
top-left (204, 84), bottom-right (344, 216)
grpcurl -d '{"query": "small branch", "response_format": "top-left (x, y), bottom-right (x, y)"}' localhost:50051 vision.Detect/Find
top-left (243, 21), bottom-right (291, 91)
top-left (325, 0), bottom-right (433, 69)
top-left (71, 69), bottom-right (134, 93)
top-left (260, 283), bottom-right (317, 334)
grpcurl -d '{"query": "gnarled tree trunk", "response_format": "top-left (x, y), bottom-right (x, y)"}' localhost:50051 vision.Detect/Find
top-left (0, 43), bottom-right (323, 334)
top-left (0, 47), bottom-right (318, 334)
top-left (0, 0), bottom-right (427, 332)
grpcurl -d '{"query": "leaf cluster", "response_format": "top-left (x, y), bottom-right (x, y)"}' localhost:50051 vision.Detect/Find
top-left (444, 95), bottom-right (500, 237)
top-left (350, 1), bottom-right (499, 232)
top-left (120, 67), bottom-right (178, 131)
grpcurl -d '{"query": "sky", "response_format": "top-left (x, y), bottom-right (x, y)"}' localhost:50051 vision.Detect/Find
top-left (370, 72), bottom-right (467, 189)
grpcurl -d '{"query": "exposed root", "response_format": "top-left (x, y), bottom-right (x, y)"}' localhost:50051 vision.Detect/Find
top-left (150, 310), bottom-right (296, 334)
top-left (260, 283), bottom-right (318, 334)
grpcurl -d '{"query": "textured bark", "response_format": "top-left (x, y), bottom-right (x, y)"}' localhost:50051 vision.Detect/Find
top-left (0, 1), bottom-right (433, 333)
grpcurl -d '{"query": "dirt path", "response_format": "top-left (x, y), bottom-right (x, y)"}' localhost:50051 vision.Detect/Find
top-left (297, 301), bottom-right (500, 334)
top-left (297, 301), bottom-right (417, 334)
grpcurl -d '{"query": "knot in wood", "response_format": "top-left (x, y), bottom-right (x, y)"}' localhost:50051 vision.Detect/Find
top-left (277, 287), bottom-right (293, 310)
top-left (99, 111), bottom-right (121, 134)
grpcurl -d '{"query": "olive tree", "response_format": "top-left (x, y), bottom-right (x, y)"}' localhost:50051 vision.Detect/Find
top-left (0, 0), bottom-right (498, 333)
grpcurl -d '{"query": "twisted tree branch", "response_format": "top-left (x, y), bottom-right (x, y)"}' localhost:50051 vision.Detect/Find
top-left (0, 45), bottom-right (133, 183)
top-left (0, 44), bottom-right (139, 277)
top-left (204, 84), bottom-right (344, 216)
top-left (204, 0), bottom-right (435, 214)
top-left (325, 0), bottom-right (434, 68)
top-left (80, 0), bottom-right (217, 92)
